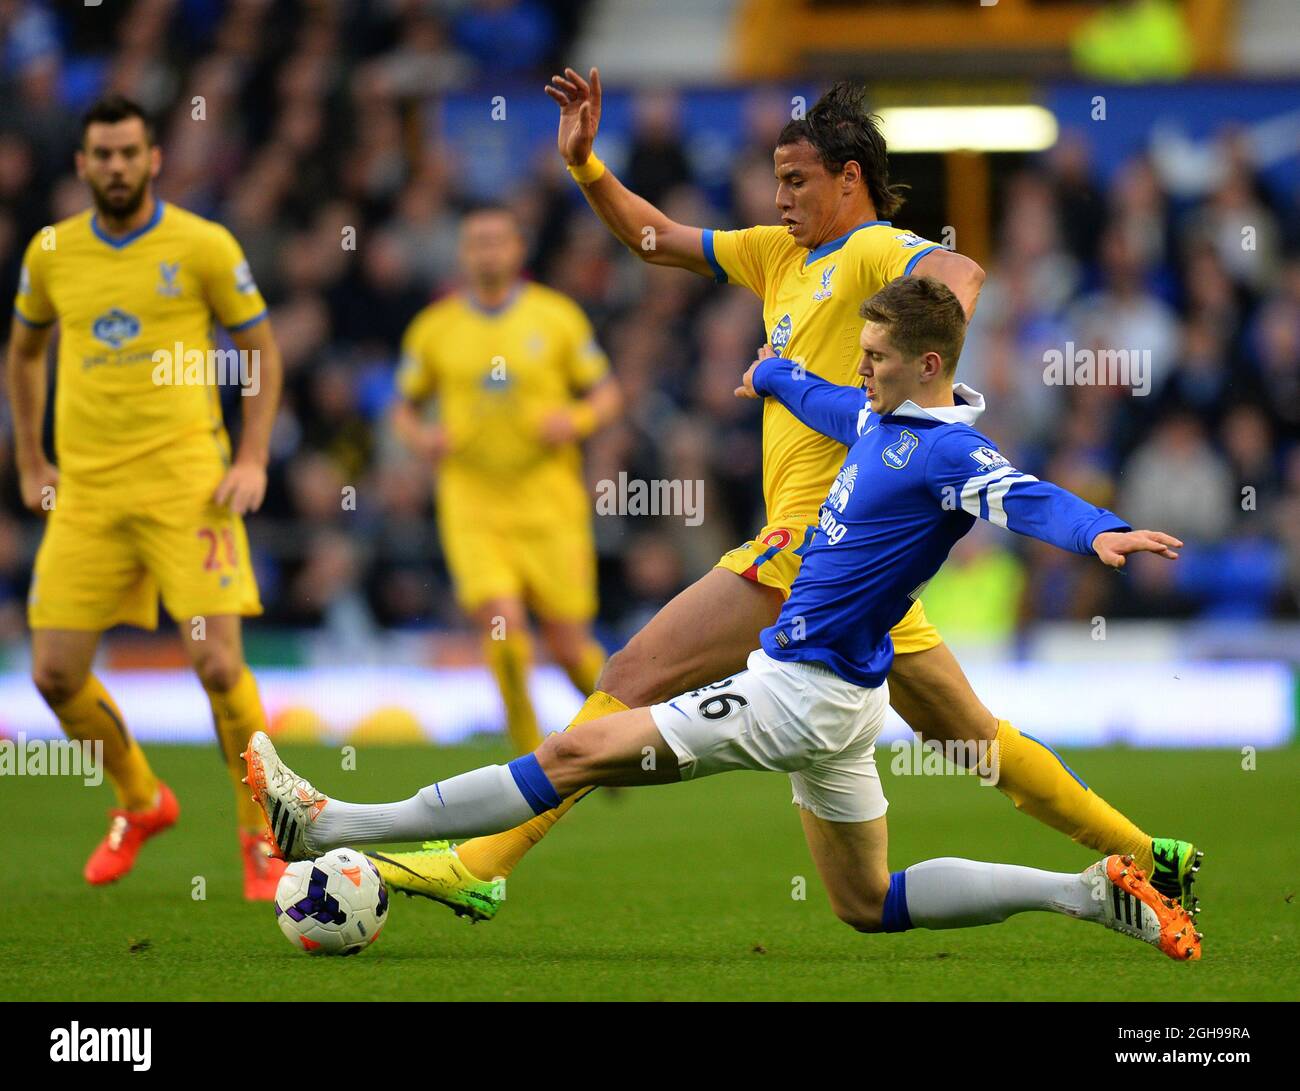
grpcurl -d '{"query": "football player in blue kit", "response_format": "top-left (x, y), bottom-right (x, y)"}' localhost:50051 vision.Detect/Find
top-left (245, 276), bottom-right (1201, 962)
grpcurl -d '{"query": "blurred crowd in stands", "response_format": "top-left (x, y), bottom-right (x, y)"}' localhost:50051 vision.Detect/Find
top-left (1, 0), bottom-right (1299, 649)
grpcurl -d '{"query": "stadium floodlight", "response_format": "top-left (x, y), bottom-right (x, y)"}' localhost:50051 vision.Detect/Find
top-left (873, 105), bottom-right (1059, 153)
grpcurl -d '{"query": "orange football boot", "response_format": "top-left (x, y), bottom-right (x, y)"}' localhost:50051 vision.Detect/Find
top-left (241, 829), bottom-right (288, 900)
top-left (84, 782), bottom-right (180, 885)
top-left (1104, 854), bottom-right (1203, 961)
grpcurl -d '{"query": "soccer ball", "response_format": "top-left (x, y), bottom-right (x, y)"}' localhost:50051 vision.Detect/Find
top-left (273, 848), bottom-right (389, 955)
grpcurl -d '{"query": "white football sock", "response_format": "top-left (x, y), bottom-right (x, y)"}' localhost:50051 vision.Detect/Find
top-left (902, 857), bottom-right (1091, 928)
top-left (309, 763), bottom-right (541, 850)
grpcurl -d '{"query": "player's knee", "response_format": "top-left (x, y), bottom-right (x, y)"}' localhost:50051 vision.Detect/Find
top-left (831, 876), bottom-right (890, 933)
top-left (834, 898), bottom-right (886, 934)
top-left (543, 633), bottom-right (584, 674)
top-left (32, 662), bottom-right (88, 707)
top-left (595, 645), bottom-right (657, 706)
top-left (475, 600), bottom-right (526, 637)
top-left (539, 727), bottom-right (591, 767)
top-left (192, 650), bottom-right (243, 693)
top-left (536, 727), bottom-right (597, 785)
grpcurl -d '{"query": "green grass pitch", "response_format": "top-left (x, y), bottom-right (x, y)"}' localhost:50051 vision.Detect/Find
top-left (4, 743), bottom-right (1297, 1001)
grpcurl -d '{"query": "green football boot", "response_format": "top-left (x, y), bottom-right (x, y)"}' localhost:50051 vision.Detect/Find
top-left (364, 841), bottom-right (504, 922)
top-left (1149, 837), bottom-right (1202, 908)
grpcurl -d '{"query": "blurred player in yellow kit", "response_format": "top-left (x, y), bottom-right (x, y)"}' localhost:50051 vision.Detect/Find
top-left (6, 97), bottom-right (286, 898)
top-left (392, 206), bottom-right (621, 753)
top-left (370, 73), bottom-right (1198, 920)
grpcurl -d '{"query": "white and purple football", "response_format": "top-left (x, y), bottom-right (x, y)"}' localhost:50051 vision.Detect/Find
top-left (273, 847), bottom-right (389, 955)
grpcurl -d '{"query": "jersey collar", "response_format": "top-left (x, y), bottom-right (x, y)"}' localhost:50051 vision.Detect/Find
top-left (91, 199), bottom-right (165, 249)
top-left (804, 220), bottom-right (891, 266)
top-left (887, 383), bottom-right (986, 425)
top-left (465, 282), bottom-right (523, 316)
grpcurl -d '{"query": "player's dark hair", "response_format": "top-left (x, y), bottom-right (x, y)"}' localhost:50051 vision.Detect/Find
top-left (777, 82), bottom-right (905, 218)
top-left (860, 276), bottom-right (967, 376)
top-left (81, 95), bottom-right (154, 145)
top-left (460, 200), bottom-right (518, 224)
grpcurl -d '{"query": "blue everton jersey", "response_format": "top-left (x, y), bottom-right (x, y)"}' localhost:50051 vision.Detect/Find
top-left (753, 359), bottom-right (1130, 687)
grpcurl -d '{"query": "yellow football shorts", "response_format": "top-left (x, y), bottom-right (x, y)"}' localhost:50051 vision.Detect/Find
top-left (714, 518), bottom-right (942, 654)
top-left (439, 512), bottom-right (597, 622)
top-left (28, 482), bottom-right (262, 632)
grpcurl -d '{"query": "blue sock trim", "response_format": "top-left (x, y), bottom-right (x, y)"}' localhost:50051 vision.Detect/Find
top-left (881, 870), bottom-right (913, 933)
top-left (1020, 731), bottom-right (1089, 791)
top-left (507, 754), bottom-right (562, 814)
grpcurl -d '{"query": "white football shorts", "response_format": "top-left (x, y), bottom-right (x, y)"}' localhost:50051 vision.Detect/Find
top-left (650, 648), bottom-right (889, 823)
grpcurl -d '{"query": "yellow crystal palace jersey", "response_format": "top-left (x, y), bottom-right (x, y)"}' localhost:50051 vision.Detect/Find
top-left (12, 201), bottom-right (268, 495)
top-left (704, 221), bottom-right (941, 522)
top-left (397, 282), bottom-right (609, 526)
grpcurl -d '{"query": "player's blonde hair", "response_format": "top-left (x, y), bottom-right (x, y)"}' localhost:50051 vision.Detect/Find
top-left (859, 276), bottom-right (967, 377)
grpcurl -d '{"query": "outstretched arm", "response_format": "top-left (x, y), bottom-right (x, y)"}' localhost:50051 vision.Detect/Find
top-left (735, 346), bottom-right (866, 448)
top-left (546, 67), bottom-right (712, 277)
top-left (927, 433), bottom-right (1181, 566)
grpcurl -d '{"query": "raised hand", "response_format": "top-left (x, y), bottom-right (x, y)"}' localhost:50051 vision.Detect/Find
top-left (544, 66), bottom-right (602, 166)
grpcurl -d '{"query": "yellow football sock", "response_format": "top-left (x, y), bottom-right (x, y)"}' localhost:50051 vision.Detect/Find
top-left (563, 639), bottom-right (607, 697)
top-left (205, 667), bottom-right (269, 831)
top-left (992, 720), bottom-right (1152, 870)
top-left (485, 632), bottom-right (542, 754)
top-left (456, 689), bottom-right (629, 880)
top-left (52, 676), bottom-right (157, 811)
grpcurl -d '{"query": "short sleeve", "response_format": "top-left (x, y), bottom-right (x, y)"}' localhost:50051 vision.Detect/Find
top-left (871, 228), bottom-right (944, 284)
top-left (703, 225), bottom-right (789, 296)
top-left (396, 314), bottom-right (437, 402)
top-left (13, 232), bottom-right (56, 328)
top-left (558, 302), bottom-right (609, 393)
top-left (200, 225), bottom-right (268, 332)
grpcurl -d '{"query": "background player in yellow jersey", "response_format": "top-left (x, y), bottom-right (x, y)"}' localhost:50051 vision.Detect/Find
top-left (372, 73), bottom-right (1198, 915)
top-left (6, 96), bottom-right (286, 899)
top-left (392, 205), bottom-right (621, 754)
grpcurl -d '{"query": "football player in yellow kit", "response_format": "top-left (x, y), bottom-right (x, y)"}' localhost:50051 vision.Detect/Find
top-left (6, 96), bottom-right (286, 898)
top-left (392, 205), bottom-right (621, 754)
top-left (368, 75), bottom-right (1199, 918)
